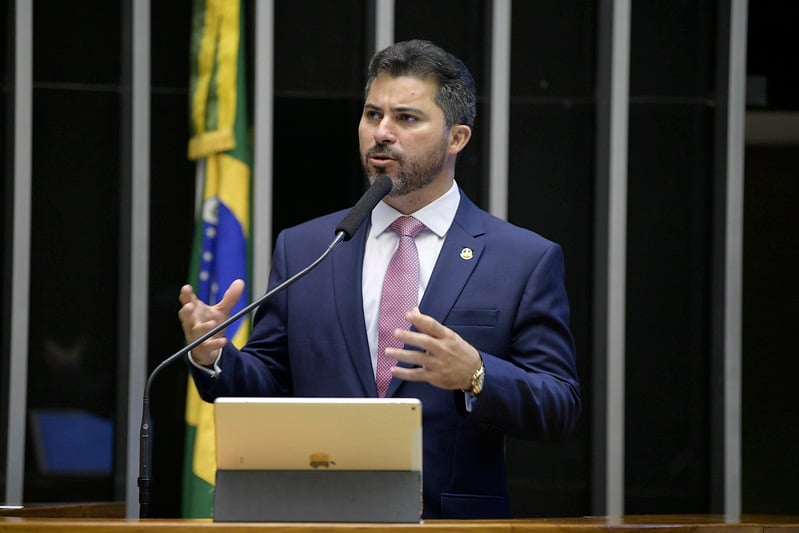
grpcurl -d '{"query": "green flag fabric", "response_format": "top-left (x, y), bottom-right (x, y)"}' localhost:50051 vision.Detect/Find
top-left (182, 0), bottom-right (252, 518)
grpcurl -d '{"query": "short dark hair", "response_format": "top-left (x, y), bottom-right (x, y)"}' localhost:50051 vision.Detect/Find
top-left (365, 39), bottom-right (477, 128)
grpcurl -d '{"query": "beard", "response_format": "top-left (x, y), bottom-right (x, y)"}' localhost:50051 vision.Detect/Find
top-left (362, 134), bottom-right (449, 197)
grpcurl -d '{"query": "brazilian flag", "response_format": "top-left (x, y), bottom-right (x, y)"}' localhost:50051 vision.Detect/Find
top-left (183, 0), bottom-right (251, 518)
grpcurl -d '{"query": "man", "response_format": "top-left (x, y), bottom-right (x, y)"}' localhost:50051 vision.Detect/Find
top-left (179, 39), bottom-right (581, 519)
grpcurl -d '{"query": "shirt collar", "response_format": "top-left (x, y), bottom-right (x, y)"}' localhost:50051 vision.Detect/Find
top-left (371, 180), bottom-right (460, 238)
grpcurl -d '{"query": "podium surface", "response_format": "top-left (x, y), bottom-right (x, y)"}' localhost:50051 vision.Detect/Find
top-left (1, 510), bottom-right (799, 532)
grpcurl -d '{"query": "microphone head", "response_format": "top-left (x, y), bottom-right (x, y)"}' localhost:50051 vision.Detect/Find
top-left (335, 175), bottom-right (393, 241)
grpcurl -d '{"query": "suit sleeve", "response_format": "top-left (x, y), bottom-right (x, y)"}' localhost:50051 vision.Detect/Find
top-left (470, 242), bottom-right (581, 440)
top-left (188, 231), bottom-right (293, 401)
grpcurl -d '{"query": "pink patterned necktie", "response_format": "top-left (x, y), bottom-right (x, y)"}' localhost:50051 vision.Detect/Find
top-left (376, 216), bottom-right (426, 397)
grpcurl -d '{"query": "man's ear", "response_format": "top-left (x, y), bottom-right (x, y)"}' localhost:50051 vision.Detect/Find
top-left (449, 124), bottom-right (472, 154)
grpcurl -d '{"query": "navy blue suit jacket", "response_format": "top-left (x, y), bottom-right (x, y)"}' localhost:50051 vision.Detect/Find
top-left (190, 191), bottom-right (581, 519)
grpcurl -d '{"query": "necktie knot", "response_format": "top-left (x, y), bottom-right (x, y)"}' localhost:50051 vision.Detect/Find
top-left (390, 216), bottom-right (425, 239)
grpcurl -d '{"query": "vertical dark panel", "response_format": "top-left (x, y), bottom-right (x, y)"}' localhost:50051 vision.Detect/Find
top-left (625, 0), bottom-right (716, 513)
top-left (272, 0), bottom-right (369, 238)
top-left (25, 0), bottom-right (121, 502)
top-left (147, 0), bottom-right (194, 518)
top-left (394, 0), bottom-right (489, 206)
top-left (741, 145), bottom-right (799, 513)
top-left (741, 0), bottom-right (799, 515)
top-left (625, 104), bottom-right (713, 513)
top-left (506, 1), bottom-right (595, 517)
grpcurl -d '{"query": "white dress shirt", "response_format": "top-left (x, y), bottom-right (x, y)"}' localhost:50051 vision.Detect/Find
top-left (362, 181), bottom-right (460, 376)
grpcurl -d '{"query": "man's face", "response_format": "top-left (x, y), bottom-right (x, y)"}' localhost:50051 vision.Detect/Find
top-left (358, 74), bottom-right (451, 196)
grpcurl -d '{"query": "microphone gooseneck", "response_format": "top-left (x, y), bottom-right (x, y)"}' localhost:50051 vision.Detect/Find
top-left (138, 175), bottom-right (391, 518)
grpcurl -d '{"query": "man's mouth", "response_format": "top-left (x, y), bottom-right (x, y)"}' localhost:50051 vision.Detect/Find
top-left (367, 149), bottom-right (401, 169)
top-left (369, 155), bottom-right (394, 165)
top-left (367, 146), bottom-right (401, 159)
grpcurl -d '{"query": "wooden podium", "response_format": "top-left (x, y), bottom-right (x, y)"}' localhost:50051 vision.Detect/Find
top-left (1, 504), bottom-right (799, 532)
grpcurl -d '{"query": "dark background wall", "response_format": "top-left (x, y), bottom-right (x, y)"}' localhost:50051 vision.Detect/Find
top-left (625, 1), bottom-right (717, 512)
top-left (741, 0), bottom-right (799, 513)
top-left (1, 0), bottom-right (796, 518)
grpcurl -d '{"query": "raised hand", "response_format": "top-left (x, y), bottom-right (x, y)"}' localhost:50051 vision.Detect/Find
top-left (177, 279), bottom-right (245, 366)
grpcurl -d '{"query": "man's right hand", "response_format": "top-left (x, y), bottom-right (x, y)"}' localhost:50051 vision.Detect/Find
top-left (178, 279), bottom-right (245, 366)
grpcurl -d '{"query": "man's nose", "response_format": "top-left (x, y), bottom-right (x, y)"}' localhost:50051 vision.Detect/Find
top-left (374, 118), bottom-right (397, 144)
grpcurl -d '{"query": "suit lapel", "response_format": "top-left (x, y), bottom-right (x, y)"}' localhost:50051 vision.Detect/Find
top-left (420, 193), bottom-right (485, 324)
top-left (332, 223), bottom-right (378, 396)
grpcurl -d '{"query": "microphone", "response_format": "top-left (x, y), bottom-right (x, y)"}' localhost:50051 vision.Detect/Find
top-left (335, 174), bottom-right (392, 240)
top-left (138, 175), bottom-right (392, 517)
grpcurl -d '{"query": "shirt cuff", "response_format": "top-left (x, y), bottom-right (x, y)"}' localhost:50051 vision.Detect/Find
top-left (188, 349), bottom-right (222, 377)
top-left (464, 391), bottom-right (478, 412)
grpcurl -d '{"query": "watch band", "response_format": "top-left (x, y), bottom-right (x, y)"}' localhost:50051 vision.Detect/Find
top-left (466, 360), bottom-right (485, 396)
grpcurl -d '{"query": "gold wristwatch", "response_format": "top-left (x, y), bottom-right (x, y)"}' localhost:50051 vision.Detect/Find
top-left (466, 360), bottom-right (485, 396)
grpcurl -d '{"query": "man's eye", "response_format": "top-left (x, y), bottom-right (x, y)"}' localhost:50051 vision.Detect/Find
top-left (365, 110), bottom-right (381, 120)
top-left (399, 114), bottom-right (417, 124)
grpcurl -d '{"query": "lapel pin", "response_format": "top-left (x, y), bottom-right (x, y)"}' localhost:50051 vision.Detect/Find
top-left (460, 247), bottom-right (473, 260)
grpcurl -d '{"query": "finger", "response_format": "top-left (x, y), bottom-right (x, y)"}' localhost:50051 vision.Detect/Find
top-left (178, 301), bottom-right (195, 327)
top-left (390, 365), bottom-right (426, 383)
top-left (179, 296), bottom-right (211, 329)
top-left (179, 284), bottom-right (197, 306)
top-left (188, 318), bottom-right (229, 346)
top-left (405, 307), bottom-right (447, 338)
top-left (217, 279), bottom-right (245, 314)
top-left (385, 346), bottom-right (428, 367)
top-left (393, 328), bottom-right (431, 353)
